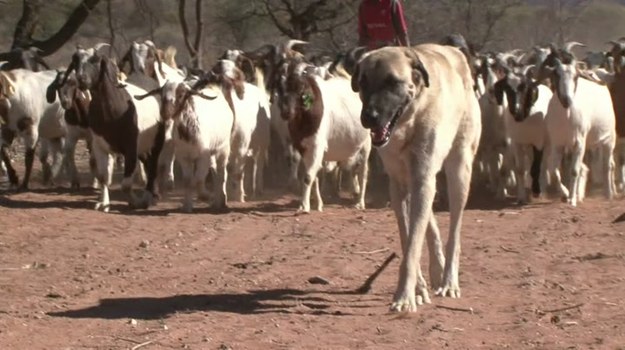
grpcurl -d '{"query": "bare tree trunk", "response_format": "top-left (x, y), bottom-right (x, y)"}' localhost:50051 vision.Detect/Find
top-left (106, 0), bottom-right (116, 56)
top-left (11, 0), bottom-right (42, 50)
top-left (178, 0), bottom-right (204, 69)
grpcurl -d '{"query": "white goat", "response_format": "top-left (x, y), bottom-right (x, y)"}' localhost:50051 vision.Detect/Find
top-left (475, 56), bottom-right (514, 198)
top-left (542, 57), bottom-right (616, 206)
top-left (0, 69), bottom-right (67, 189)
top-left (136, 80), bottom-right (233, 212)
top-left (211, 59), bottom-right (270, 202)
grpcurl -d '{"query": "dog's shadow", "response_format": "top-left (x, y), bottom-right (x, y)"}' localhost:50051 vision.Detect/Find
top-left (47, 288), bottom-right (384, 320)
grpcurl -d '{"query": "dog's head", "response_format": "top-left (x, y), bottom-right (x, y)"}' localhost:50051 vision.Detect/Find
top-left (351, 47), bottom-right (429, 147)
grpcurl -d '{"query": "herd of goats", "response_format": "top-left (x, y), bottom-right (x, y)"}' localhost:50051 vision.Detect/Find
top-left (0, 35), bottom-right (624, 214)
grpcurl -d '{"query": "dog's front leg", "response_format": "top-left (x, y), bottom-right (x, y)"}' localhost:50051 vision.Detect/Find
top-left (390, 156), bottom-right (438, 312)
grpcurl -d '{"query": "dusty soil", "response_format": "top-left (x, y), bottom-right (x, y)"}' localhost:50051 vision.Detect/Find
top-left (1, 153), bottom-right (625, 350)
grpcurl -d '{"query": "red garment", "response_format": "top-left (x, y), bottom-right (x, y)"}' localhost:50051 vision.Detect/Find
top-left (358, 0), bottom-right (408, 50)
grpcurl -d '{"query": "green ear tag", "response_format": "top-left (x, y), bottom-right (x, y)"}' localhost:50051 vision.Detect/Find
top-left (302, 92), bottom-right (314, 111)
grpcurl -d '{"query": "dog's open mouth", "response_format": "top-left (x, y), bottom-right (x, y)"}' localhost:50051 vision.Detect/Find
top-left (370, 106), bottom-right (404, 147)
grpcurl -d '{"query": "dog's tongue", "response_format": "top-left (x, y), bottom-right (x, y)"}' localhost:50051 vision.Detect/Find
top-left (371, 126), bottom-right (388, 143)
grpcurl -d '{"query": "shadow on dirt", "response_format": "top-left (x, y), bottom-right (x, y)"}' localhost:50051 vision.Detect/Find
top-left (47, 288), bottom-right (383, 319)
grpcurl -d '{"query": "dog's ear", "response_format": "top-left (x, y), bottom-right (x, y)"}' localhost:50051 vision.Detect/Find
top-left (351, 62), bottom-right (361, 92)
top-left (404, 49), bottom-right (430, 88)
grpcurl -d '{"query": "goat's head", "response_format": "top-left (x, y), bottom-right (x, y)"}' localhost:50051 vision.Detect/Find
top-left (135, 81), bottom-right (215, 122)
top-left (608, 38), bottom-right (625, 74)
top-left (273, 56), bottom-right (322, 123)
top-left (209, 59), bottom-right (246, 99)
top-left (494, 66), bottom-right (540, 122)
top-left (542, 57), bottom-right (577, 109)
top-left (351, 47), bottom-right (429, 147)
top-left (47, 70), bottom-right (83, 110)
top-left (65, 43), bottom-right (110, 90)
top-left (118, 40), bottom-right (164, 79)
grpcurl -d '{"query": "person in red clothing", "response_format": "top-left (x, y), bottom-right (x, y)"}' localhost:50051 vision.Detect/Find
top-left (358, 0), bottom-right (410, 50)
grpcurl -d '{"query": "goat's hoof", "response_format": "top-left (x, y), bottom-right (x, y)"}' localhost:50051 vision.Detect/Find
top-left (71, 181), bottom-right (81, 190)
top-left (353, 202), bottom-right (366, 210)
top-left (180, 204), bottom-right (193, 213)
top-left (95, 202), bottom-right (110, 213)
top-left (17, 184), bottom-right (28, 192)
top-left (297, 205), bottom-right (311, 214)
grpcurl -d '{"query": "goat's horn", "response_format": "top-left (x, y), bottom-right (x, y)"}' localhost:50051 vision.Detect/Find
top-left (93, 43), bottom-right (111, 52)
top-left (281, 40), bottom-right (309, 56)
top-left (134, 87), bottom-right (162, 100)
top-left (191, 90), bottom-right (217, 100)
top-left (522, 64), bottom-right (535, 78)
top-left (563, 41), bottom-right (586, 53)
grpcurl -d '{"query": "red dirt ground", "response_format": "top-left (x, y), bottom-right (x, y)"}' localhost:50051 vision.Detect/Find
top-left (1, 156), bottom-right (625, 350)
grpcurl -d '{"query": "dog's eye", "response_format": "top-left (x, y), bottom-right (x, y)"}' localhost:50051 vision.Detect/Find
top-left (385, 76), bottom-right (400, 88)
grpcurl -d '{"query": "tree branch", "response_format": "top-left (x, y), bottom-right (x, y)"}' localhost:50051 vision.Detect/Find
top-left (30, 0), bottom-right (102, 56)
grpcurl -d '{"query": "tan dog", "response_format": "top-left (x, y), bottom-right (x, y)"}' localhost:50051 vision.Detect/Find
top-left (351, 44), bottom-right (481, 312)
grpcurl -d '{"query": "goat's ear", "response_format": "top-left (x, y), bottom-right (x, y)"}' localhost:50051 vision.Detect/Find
top-left (0, 73), bottom-right (16, 97)
top-left (350, 63), bottom-right (361, 92)
top-left (238, 57), bottom-right (256, 83)
top-left (233, 68), bottom-right (246, 100)
top-left (493, 79), bottom-right (506, 106)
top-left (46, 81), bottom-right (58, 104)
top-left (530, 84), bottom-right (539, 105)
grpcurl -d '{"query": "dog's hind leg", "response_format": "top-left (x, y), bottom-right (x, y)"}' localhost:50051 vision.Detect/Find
top-left (436, 145), bottom-right (474, 298)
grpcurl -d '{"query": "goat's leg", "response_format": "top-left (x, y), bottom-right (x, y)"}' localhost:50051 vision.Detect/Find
top-left (227, 155), bottom-right (246, 203)
top-left (531, 146), bottom-right (544, 198)
top-left (179, 158), bottom-right (195, 213)
top-left (252, 149), bottom-right (266, 198)
top-left (1, 145), bottom-right (18, 188)
top-left (64, 132), bottom-right (80, 189)
top-left (93, 145), bottom-right (114, 212)
top-left (568, 143), bottom-right (585, 207)
top-left (602, 143), bottom-right (616, 200)
top-left (287, 145), bottom-right (301, 193)
top-left (20, 131), bottom-right (38, 191)
top-left (157, 139), bottom-right (176, 196)
top-left (194, 155), bottom-right (212, 206)
top-left (121, 148), bottom-right (139, 209)
top-left (513, 144), bottom-right (529, 204)
top-left (212, 151), bottom-right (229, 210)
top-left (48, 137), bottom-right (65, 186)
top-left (616, 139), bottom-right (625, 192)
top-left (355, 145), bottom-right (370, 210)
top-left (0, 127), bottom-right (18, 187)
top-left (39, 139), bottom-right (51, 186)
top-left (299, 146), bottom-right (324, 213)
top-left (549, 146), bottom-right (569, 201)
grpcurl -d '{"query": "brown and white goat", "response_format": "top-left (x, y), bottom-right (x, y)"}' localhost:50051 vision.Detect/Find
top-left (65, 47), bottom-right (164, 212)
top-left (275, 57), bottom-right (371, 212)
